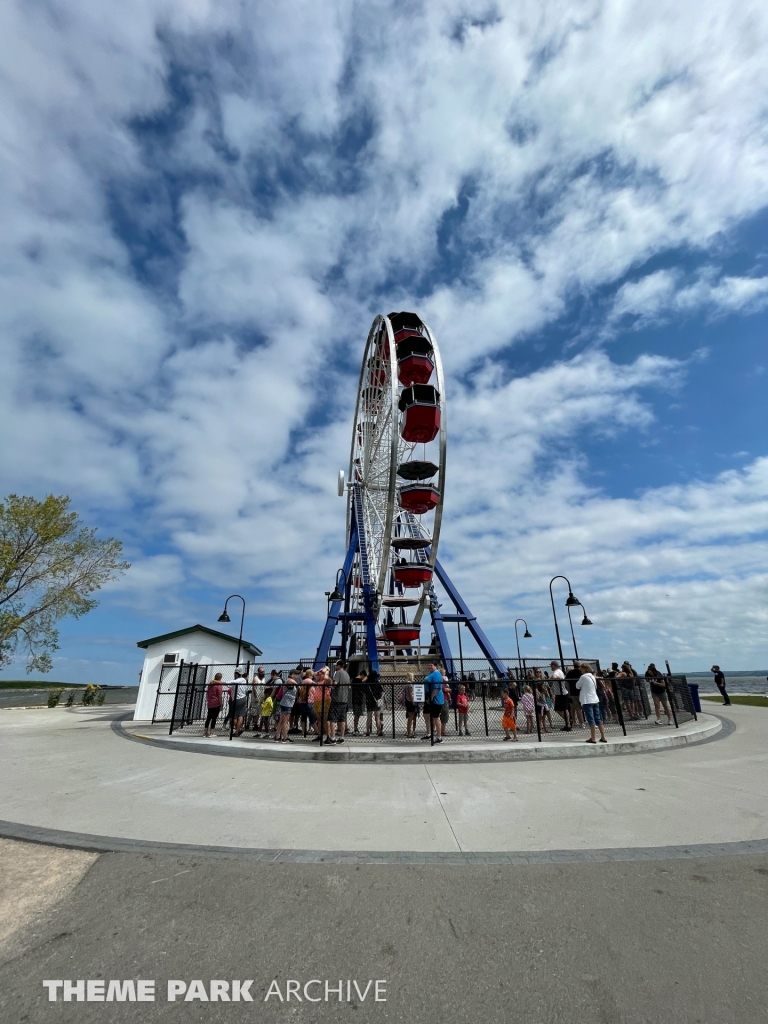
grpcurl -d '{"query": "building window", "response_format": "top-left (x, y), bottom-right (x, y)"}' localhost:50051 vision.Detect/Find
top-left (163, 653), bottom-right (179, 664)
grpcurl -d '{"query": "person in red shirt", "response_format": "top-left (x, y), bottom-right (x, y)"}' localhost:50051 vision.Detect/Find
top-left (205, 673), bottom-right (224, 737)
top-left (456, 684), bottom-right (470, 736)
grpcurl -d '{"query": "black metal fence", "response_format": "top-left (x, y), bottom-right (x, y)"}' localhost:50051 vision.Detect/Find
top-left (155, 660), bottom-right (696, 745)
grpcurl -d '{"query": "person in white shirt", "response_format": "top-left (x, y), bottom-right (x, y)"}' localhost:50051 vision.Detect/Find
top-left (550, 661), bottom-right (572, 731)
top-left (576, 662), bottom-right (607, 744)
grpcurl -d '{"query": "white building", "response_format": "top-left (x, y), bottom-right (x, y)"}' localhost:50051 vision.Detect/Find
top-left (134, 624), bottom-right (262, 721)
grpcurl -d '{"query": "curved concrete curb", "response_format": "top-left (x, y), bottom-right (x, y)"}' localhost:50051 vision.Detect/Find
top-left (121, 714), bottom-right (722, 763)
top-left (0, 816), bottom-right (764, 865)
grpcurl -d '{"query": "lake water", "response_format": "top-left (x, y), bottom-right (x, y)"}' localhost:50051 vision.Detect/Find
top-left (686, 672), bottom-right (768, 694)
top-left (0, 686), bottom-right (139, 708)
top-left (1, 676), bottom-right (766, 709)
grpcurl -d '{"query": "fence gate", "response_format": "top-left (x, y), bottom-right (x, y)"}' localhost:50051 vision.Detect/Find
top-left (170, 663), bottom-right (209, 733)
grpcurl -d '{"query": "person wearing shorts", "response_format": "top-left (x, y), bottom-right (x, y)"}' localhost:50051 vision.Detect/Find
top-left (296, 670), bottom-right (317, 736)
top-left (275, 680), bottom-right (296, 743)
top-left (456, 684), bottom-right (470, 736)
top-left (646, 664), bottom-right (673, 725)
top-left (576, 663), bottom-right (607, 744)
top-left (230, 672), bottom-right (248, 736)
top-left (439, 682), bottom-right (451, 736)
top-left (326, 698), bottom-right (348, 742)
top-left (326, 661), bottom-right (351, 744)
top-left (422, 663), bottom-right (445, 743)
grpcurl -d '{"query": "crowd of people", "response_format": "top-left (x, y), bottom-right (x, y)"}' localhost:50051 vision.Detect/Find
top-left (199, 657), bottom-right (680, 742)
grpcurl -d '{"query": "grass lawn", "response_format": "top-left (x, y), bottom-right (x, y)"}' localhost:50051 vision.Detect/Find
top-left (701, 695), bottom-right (768, 708)
top-left (0, 680), bottom-right (86, 690)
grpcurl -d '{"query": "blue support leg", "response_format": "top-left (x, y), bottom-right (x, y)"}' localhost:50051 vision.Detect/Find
top-left (313, 531), bottom-right (358, 671)
top-left (363, 590), bottom-right (380, 674)
top-left (429, 601), bottom-right (456, 679)
top-left (433, 558), bottom-right (506, 678)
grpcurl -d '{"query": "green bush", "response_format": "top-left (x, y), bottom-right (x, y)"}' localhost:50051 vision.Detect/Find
top-left (95, 690), bottom-right (105, 706)
top-left (65, 691), bottom-right (75, 707)
top-left (47, 689), bottom-right (65, 708)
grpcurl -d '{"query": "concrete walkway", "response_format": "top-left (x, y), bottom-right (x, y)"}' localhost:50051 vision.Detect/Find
top-left (0, 704), bottom-right (765, 854)
top-left (126, 713), bottom-right (718, 761)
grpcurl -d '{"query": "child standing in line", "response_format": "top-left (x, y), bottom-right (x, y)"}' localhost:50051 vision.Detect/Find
top-left (275, 680), bottom-right (296, 743)
top-left (520, 685), bottom-right (535, 734)
top-left (259, 691), bottom-right (274, 735)
top-left (456, 684), bottom-right (470, 736)
top-left (542, 682), bottom-right (555, 731)
top-left (501, 693), bottom-right (518, 741)
top-left (535, 684), bottom-right (551, 733)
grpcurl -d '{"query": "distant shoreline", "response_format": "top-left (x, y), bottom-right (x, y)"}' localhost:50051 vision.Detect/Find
top-left (0, 680), bottom-right (131, 691)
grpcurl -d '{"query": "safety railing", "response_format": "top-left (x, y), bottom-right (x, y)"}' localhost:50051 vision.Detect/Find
top-left (159, 666), bottom-right (696, 744)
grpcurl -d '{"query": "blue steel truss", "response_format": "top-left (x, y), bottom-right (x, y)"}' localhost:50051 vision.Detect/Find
top-left (314, 484), bottom-right (380, 672)
top-left (314, 486), bottom-right (506, 679)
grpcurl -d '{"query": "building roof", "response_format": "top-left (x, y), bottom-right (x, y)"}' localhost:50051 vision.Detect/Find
top-left (136, 624), bottom-right (262, 656)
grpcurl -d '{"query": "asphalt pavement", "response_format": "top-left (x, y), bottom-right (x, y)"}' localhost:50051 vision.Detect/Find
top-left (1, 840), bottom-right (766, 1023)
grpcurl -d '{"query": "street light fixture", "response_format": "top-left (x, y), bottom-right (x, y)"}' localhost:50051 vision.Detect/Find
top-left (514, 618), bottom-right (532, 680)
top-left (329, 568), bottom-right (346, 604)
top-left (218, 594), bottom-right (246, 671)
top-left (549, 575), bottom-right (585, 670)
top-left (565, 598), bottom-right (593, 661)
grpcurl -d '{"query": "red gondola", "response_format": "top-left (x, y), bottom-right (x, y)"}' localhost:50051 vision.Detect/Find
top-left (399, 385), bottom-right (441, 443)
top-left (394, 327), bottom-right (423, 346)
top-left (392, 562), bottom-right (433, 588)
top-left (383, 623), bottom-right (421, 645)
top-left (399, 483), bottom-right (440, 514)
top-left (387, 310), bottom-right (426, 349)
top-left (397, 337), bottom-right (434, 387)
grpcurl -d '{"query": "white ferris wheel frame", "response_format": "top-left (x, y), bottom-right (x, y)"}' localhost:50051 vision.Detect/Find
top-left (346, 313), bottom-right (447, 624)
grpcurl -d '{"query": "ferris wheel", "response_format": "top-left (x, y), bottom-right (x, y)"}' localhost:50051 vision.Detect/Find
top-left (314, 312), bottom-right (505, 677)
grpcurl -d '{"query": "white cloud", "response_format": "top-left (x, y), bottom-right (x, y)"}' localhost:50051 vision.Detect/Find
top-left (1, 0), bottom-right (767, 671)
top-left (609, 269), bottom-right (768, 330)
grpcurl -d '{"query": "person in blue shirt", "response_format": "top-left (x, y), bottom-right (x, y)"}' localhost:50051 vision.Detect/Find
top-left (421, 663), bottom-right (445, 743)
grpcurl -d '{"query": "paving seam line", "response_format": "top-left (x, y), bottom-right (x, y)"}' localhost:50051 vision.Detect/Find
top-left (113, 715), bottom-right (727, 763)
top-left (0, 818), bottom-right (766, 865)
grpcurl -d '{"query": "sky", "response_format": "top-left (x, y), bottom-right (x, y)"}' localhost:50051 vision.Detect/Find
top-left (1, 0), bottom-right (767, 683)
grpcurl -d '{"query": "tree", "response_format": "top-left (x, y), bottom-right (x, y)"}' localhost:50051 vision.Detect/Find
top-left (0, 494), bottom-right (130, 673)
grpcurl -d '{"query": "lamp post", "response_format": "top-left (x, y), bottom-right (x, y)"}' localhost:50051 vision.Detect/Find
top-left (565, 600), bottom-right (592, 662)
top-left (218, 594), bottom-right (246, 671)
top-left (549, 575), bottom-right (582, 671)
top-left (328, 568), bottom-right (346, 603)
top-left (327, 573), bottom-right (348, 659)
top-left (514, 618), bottom-right (532, 680)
